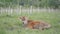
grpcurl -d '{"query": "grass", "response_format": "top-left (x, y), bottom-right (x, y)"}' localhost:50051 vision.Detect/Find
top-left (0, 11), bottom-right (60, 34)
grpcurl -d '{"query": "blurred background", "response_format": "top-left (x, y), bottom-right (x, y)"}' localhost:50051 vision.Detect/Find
top-left (0, 0), bottom-right (60, 15)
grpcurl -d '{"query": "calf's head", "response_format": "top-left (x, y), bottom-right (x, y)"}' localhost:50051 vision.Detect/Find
top-left (20, 16), bottom-right (28, 24)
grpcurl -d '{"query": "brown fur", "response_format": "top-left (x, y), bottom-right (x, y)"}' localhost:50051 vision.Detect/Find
top-left (20, 16), bottom-right (51, 30)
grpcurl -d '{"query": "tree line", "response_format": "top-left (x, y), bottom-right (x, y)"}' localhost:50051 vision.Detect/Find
top-left (0, 0), bottom-right (60, 8)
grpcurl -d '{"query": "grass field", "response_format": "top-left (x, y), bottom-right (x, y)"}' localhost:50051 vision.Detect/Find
top-left (0, 11), bottom-right (60, 34)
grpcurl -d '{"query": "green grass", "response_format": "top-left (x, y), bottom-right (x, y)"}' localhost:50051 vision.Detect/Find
top-left (0, 11), bottom-right (60, 34)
